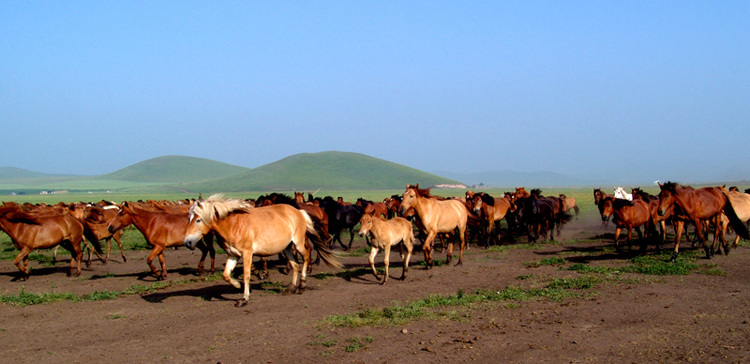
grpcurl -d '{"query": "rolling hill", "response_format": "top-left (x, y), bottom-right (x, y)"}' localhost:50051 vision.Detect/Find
top-left (100, 155), bottom-right (250, 183)
top-left (183, 151), bottom-right (463, 192)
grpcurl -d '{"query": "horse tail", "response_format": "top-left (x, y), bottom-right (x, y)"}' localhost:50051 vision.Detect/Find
top-left (302, 211), bottom-right (343, 270)
top-left (723, 197), bottom-right (750, 240)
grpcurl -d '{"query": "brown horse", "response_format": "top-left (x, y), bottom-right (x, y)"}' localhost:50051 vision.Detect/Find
top-left (0, 202), bottom-right (86, 279)
top-left (657, 182), bottom-right (749, 261)
top-left (466, 192), bottom-right (513, 248)
top-left (399, 184), bottom-right (468, 268)
top-left (67, 203), bottom-right (127, 265)
top-left (384, 195), bottom-right (402, 218)
top-left (358, 214), bottom-right (414, 284)
top-left (600, 197), bottom-right (653, 251)
top-left (514, 187), bottom-right (530, 199)
top-left (183, 195), bottom-right (342, 307)
top-left (594, 188), bottom-right (613, 227)
top-left (107, 201), bottom-right (210, 279)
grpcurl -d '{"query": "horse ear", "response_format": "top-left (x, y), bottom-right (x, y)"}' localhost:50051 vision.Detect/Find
top-left (415, 183), bottom-right (419, 188)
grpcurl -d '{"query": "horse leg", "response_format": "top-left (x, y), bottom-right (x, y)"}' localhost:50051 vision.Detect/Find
top-left (614, 227), bottom-right (623, 252)
top-left (369, 246), bottom-right (380, 281)
top-left (145, 245), bottom-right (164, 279)
top-left (223, 255), bottom-right (241, 288)
top-left (671, 220), bottom-right (684, 263)
top-left (456, 225), bottom-right (467, 266)
top-left (13, 246), bottom-right (33, 280)
top-left (113, 230), bottom-right (127, 263)
top-left (62, 239), bottom-right (82, 277)
top-left (283, 245), bottom-right (300, 295)
top-left (157, 251), bottom-right (167, 279)
top-left (298, 243), bottom-right (310, 293)
top-left (347, 228), bottom-right (355, 251)
top-left (401, 239), bottom-right (413, 280)
top-left (196, 239), bottom-right (209, 275)
top-left (52, 245), bottom-right (58, 264)
top-left (381, 244), bottom-right (391, 285)
top-left (237, 253), bottom-right (254, 307)
top-left (422, 231), bottom-right (437, 269)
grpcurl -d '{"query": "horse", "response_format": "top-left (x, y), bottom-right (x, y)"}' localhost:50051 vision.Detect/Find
top-left (600, 197), bottom-right (654, 251)
top-left (384, 195), bottom-right (402, 218)
top-left (657, 182), bottom-right (749, 261)
top-left (515, 192), bottom-right (570, 242)
top-left (0, 202), bottom-right (88, 279)
top-left (319, 196), bottom-right (364, 250)
top-left (66, 203), bottom-right (128, 266)
top-left (360, 199), bottom-right (388, 218)
top-left (718, 187), bottom-right (750, 250)
top-left (514, 187), bottom-right (530, 199)
top-left (183, 195), bottom-right (342, 307)
top-left (358, 214), bottom-right (414, 284)
top-left (559, 194), bottom-right (579, 219)
top-left (614, 187), bottom-right (633, 201)
top-left (466, 192), bottom-right (513, 248)
top-left (399, 184), bottom-right (468, 268)
top-left (594, 188), bottom-right (613, 227)
top-left (107, 201), bottom-right (214, 279)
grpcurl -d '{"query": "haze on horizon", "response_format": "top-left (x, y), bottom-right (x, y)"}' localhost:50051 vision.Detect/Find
top-left (2, 2), bottom-right (748, 184)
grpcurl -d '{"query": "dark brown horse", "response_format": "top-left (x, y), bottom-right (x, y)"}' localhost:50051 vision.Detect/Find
top-left (594, 188), bottom-right (613, 227)
top-left (657, 182), bottom-right (749, 261)
top-left (0, 202), bottom-right (87, 279)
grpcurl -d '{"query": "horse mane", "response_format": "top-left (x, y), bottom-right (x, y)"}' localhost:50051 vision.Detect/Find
top-left (267, 193), bottom-right (300, 208)
top-left (0, 204), bottom-right (42, 224)
top-left (612, 198), bottom-right (634, 208)
top-left (477, 192), bottom-right (495, 206)
top-left (189, 194), bottom-right (252, 225)
top-left (407, 184), bottom-right (433, 198)
top-left (389, 194), bottom-right (402, 202)
top-left (530, 188), bottom-right (543, 197)
top-left (660, 181), bottom-right (681, 193)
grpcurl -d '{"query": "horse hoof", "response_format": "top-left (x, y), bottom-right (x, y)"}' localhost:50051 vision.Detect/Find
top-left (380, 280), bottom-right (387, 285)
top-left (282, 288), bottom-right (294, 296)
top-left (455, 261), bottom-right (463, 267)
top-left (123, 257), bottom-right (127, 263)
top-left (235, 299), bottom-right (248, 308)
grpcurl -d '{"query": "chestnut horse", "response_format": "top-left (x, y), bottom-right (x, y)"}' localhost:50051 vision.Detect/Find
top-left (600, 197), bottom-right (653, 251)
top-left (358, 214), bottom-right (414, 284)
top-left (68, 203), bottom-right (127, 265)
top-left (657, 182), bottom-right (749, 261)
top-left (107, 201), bottom-right (214, 279)
top-left (399, 184), bottom-right (468, 268)
top-left (594, 188), bottom-right (613, 227)
top-left (183, 195), bottom-right (342, 307)
top-left (0, 202), bottom-right (86, 279)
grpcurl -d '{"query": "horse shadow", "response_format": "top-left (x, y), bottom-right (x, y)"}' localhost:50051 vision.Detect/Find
top-left (139, 283), bottom-right (241, 304)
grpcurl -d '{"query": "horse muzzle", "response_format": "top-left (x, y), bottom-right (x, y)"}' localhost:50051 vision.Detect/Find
top-left (183, 235), bottom-right (201, 250)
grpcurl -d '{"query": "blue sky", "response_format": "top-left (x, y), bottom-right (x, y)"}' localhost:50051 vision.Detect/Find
top-left (2, 1), bottom-right (749, 183)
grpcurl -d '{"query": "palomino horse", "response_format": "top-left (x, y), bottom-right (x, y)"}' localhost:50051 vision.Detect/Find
top-left (600, 197), bottom-right (653, 251)
top-left (358, 214), bottom-right (414, 284)
top-left (559, 194), bottom-right (579, 219)
top-left (399, 184), bottom-right (468, 267)
top-left (0, 202), bottom-right (86, 279)
top-left (613, 187), bottom-right (633, 201)
top-left (657, 182), bottom-right (749, 261)
top-left (183, 195), bottom-right (342, 307)
top-left (718, 187), bottom-right (750, 250)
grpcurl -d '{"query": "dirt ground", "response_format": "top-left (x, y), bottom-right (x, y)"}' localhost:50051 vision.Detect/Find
top-left (1, 213), bottom-right (749, 364)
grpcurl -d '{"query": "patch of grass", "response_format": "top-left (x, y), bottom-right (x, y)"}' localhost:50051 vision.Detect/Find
top-left (343, 337), bottom-right (365, 352)
top-left (323, 284), bottom-right (583, 328)
top-left (565, 251), bottom-right (702, 277)
top-left (0, 272), bottom-right (224, 307)
top-left (546, 276), bottom-right (600, 290)
top-left (340, 247), bottom-right (370, 257)
top-left (311, 272), bottom-right (335, 280)
top-left (525, 257), bottom-right (567, 268)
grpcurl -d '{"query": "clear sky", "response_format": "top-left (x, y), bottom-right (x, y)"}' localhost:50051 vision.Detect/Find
top-left (2, 1), bottom-right (749, 183)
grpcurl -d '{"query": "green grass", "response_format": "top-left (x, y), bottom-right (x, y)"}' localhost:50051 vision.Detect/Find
top-left (525, 257), bottom-right (567, 268)
top-left (0, 273), bottom-right (223, 307)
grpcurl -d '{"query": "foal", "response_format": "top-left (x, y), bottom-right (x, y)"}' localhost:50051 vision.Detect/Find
top-left (358, 214), bottom-right (414, 284)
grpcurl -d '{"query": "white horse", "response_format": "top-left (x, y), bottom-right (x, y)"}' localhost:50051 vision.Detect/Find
top-left (613, 187), bottom-right (633, 201)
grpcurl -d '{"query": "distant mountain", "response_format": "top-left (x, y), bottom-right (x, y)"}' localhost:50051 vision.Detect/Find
top-left (0, 166), bottom-right (62, 180)
top-left (100, 155), bottom-right (250, 183)
top-left (436, 170), bottom-right (605, 188)
top-left (184, 151), bottom-right (462, 192)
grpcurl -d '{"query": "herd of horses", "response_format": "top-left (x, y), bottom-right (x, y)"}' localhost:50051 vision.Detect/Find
top-left (594, 183), bottom-right (750, 262)
top-left (1, 182), bottom-right (748, 307)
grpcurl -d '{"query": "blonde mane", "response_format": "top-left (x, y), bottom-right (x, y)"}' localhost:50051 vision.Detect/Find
top-left (189, 194), bottom-right (252, 224)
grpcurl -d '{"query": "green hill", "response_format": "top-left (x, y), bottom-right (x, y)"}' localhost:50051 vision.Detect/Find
top-left (0, 167), bottom-right (69, 181)
top-left (183, 151), bottom-right (462, 192)
top-left (100, 155), bottom-right (250, 183)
